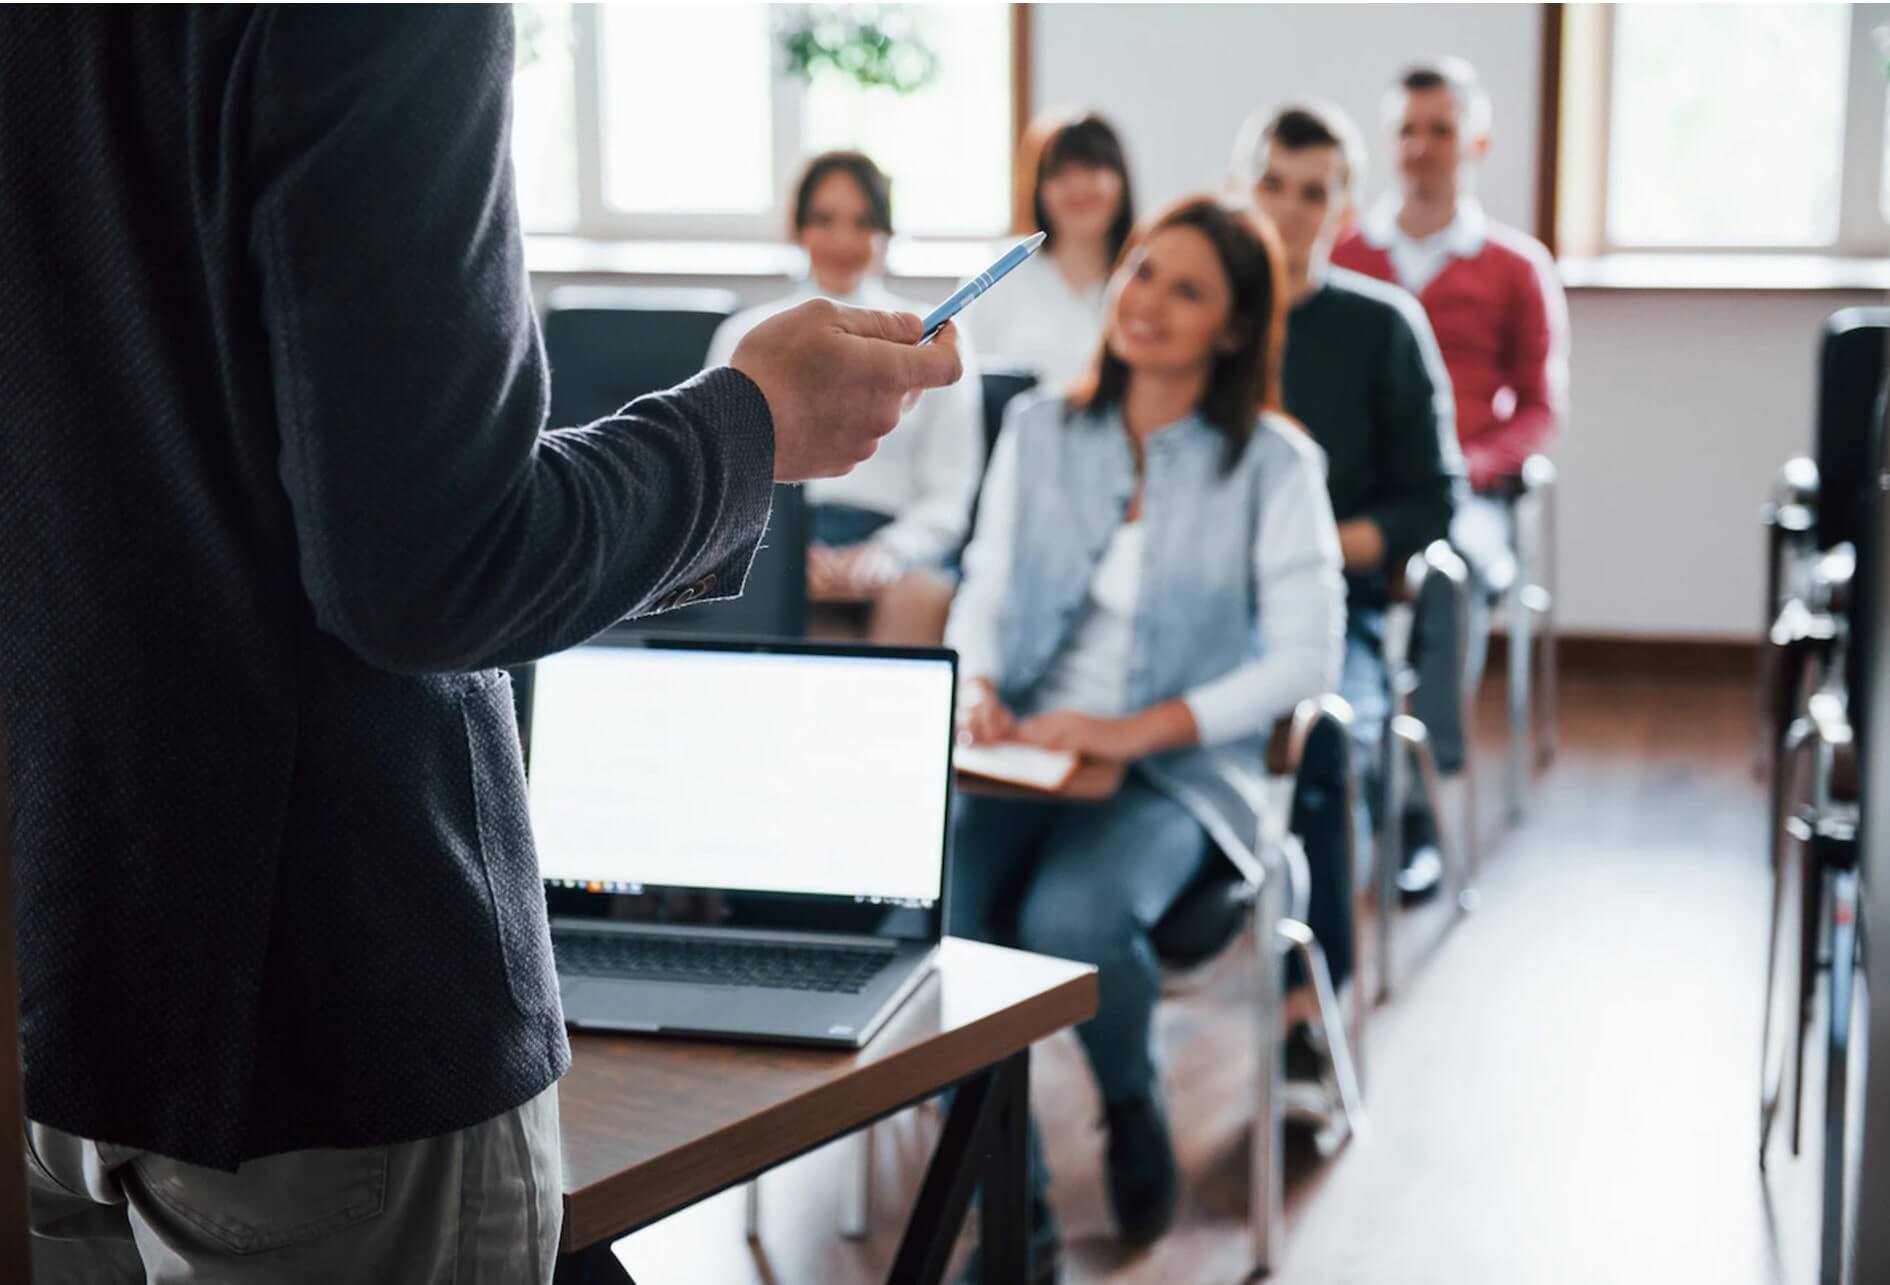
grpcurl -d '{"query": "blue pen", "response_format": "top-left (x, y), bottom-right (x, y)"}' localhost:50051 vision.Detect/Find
top-left (918, 230), bottom-right (1048, 344)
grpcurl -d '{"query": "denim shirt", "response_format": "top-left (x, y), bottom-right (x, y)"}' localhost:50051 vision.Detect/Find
top-left (960, 395), bottom-right (1342, 878)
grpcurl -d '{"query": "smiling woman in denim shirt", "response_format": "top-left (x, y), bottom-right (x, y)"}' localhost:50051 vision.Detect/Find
top-left (944, 196), bottom-right (1344, 1278)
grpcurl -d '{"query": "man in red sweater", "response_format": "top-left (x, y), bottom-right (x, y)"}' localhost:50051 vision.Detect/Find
top-left (1332, 57), bottom-right (1568, 497)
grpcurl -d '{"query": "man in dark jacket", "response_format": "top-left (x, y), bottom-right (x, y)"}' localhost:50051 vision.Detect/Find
top-left (1, 7), bottom-right (960, 1281)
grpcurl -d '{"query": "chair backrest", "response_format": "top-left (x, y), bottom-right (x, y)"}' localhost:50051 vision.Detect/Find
top-left (1815, 308), bottom-right (1890, 553)
top-left (979, 368), bottom-right (1040, 462)
top-left (542, 285), bottom-right (741, 427)
top-left (1851, 374), bottom-right (1886, 763)
top-left (0, 706), bottom-right (30, 1282)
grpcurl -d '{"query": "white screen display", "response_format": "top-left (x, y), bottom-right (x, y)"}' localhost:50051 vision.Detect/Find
top-left (527, 645), bottom-right (954, 905)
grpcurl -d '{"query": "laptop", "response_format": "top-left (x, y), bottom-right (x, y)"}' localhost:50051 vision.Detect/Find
top-left (521, 632), bottom-right (956, 1048)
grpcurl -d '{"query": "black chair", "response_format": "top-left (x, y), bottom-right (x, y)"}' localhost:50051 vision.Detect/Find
top-left (1147, 697), bottom-right (1368, 1275)
top-left (1756, 312), bottom-right (1885, 1285)
top-left (772, 700), bottom-right (1368, 1276)
top-left (963, 368), bottom-right (1039, 541)
top-left (979, 367), bottom-right (1040, 461)
top-left (541, 285), bottom-right (741, 425)
top-left (539, 283), bottom-right (808, 642)
top-left (1814, 310), bottom-right (1889, 555)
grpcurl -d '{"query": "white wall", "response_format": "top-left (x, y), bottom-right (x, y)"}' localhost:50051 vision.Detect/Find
top-left (1034, 3), bottom-right (1881, 641)
top-left (1031, 3), bottom-right (1542, 231)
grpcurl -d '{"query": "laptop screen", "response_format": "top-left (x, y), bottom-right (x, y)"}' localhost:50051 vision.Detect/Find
top-left (525, 637), bottom-right (955, 914)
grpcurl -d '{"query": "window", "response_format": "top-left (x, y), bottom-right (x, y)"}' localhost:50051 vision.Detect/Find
top-left (511, 3), bottom-right (1015, 241)
top-left (1557, 3), bottom-right (1890, 257)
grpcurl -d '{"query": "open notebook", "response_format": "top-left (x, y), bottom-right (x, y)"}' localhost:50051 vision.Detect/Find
top-left (954, 742), bottom-right (1079, 793)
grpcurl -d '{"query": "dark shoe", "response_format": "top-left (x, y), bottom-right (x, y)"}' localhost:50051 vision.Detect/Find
top-left (1103, 1092), bottom-right (1178, 1247)
top-left (1397, 844), bottom-right (1444, 903)
top-left (957, 1196), bottom-right (1061, 1284)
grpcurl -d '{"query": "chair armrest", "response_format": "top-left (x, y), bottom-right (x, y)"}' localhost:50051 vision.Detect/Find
top-left (1520, 453), bottom-right (1557, 496)
top-left (1763, 456), bottom-right (1820, 533)
top-left (1806, 689), bottom-right (1861, 804)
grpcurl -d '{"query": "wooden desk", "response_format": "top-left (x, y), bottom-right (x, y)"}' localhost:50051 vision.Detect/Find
top-left (954, 757), bottom-right (1125, 803)
top-left (556, 938), bottom-right (1096, 1284)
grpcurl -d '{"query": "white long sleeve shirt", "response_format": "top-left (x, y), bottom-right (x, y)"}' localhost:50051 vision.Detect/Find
top-left (705, 277), bottom-right (985, 567)
top-left (967, 250), bottom-right (1108, 390)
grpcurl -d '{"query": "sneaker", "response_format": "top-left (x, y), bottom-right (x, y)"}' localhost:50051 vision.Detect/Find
top-left (1397, 843), bottom-right (1445, 903)
top-left (1103, 1092), bottom-right (1178, 1247)
top-left (957, 1196), bottom-right (1061, 1284)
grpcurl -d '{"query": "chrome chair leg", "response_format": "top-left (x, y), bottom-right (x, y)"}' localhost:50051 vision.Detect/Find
top-left (1505, 567), bottom-right (1532, 824)
top-left (743, 1177), bottom-right (761, 1242)
top-left (1394, 715), bottom-right (1473, 919)
top-left (1278, 919), bottom-right (1367, 1143)
top-left (1376, 699), bottom-right (1406, 1005)
top-left (837, 1127), bottom-right (872, 1240)
top-left (1761, 721), bottom-right (1815, 1168)
top-left (1527, 460), bottom-right (1560, 768)
top-left (1251, 868), bottom-right (1286, 1277)
top-left (1820, 867), bottom-right (1860, 1285)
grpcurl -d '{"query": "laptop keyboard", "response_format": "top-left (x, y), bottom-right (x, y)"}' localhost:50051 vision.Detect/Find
top-left (553, 932), bottom-right (893, 995)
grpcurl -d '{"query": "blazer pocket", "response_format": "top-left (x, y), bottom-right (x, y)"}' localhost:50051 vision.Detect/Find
top-left (463, 670), bottom-right (559, 1016)
top-left (132, 1146), bottom-right (388, 1255)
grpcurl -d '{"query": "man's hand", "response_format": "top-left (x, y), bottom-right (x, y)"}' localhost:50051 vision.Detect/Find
top-left (730, 301), bottom-right (963, 482)
top-left (807, 542), bottom-right (902, 602)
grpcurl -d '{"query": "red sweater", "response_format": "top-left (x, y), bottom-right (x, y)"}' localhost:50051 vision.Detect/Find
top-left (1332, 219), bottom-right (1568, 491)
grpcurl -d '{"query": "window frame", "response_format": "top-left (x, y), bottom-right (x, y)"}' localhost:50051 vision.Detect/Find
top-left (545, 2), bottom-right (1023, 244)
top-left (1551, 2), bottom-right (1890, 261)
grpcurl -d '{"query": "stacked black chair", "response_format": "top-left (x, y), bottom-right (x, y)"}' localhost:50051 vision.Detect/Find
top-left (1756, 308), bottom-right (1885, 1285)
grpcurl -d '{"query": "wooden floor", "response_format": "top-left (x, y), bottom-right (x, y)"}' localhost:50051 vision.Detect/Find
top-left (611, 667), bottom-right (1824, 1284)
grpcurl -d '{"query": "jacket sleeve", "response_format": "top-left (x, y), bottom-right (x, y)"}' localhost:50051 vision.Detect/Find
top-left (249, 7), bottom-right (774, 674)
top-left (1358, 298), bottom-right (1464, 559)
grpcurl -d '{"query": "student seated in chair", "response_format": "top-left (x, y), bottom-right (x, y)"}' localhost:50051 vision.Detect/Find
top-left (1332, 58), bottom-right (1569, 787)
top-left (707, 151), bottom-right (984, 645)
top-left (975, 108), bottom-right (1136, 390)
top-left (1233, 100), bottom-right (1463, 1088)
top-left (944, 197), bottom-right (1344, 1279)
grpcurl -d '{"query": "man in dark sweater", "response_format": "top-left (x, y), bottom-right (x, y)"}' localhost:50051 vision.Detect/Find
top-left (1, 8), bottom-right (960, 1281)
top-left (1233, 101), bottom-right (1463, 1110)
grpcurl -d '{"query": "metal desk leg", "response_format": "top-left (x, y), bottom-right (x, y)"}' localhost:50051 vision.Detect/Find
top-left (887, 1051), bottom-right (1031, 1285)
top-left (553, 1244), bottom-right (637, 1285)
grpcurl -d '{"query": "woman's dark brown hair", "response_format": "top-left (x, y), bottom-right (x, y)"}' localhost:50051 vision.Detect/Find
top-left (790, 150), bottom-right (893, 236)
top-left (1068, 196), bottom-right (1289, 469)
top-left (1012, 109), bottom-right (1135, 265)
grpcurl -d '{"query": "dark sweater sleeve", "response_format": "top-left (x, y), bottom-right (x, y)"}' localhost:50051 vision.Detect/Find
top-left (247, 7), bottom-right (774, 674)
top-left (1359, 299), bottom-right (1463, 561)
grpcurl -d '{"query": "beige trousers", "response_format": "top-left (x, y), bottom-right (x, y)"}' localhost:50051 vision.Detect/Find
top-left (23, 1086), bottom-right (562, 1285)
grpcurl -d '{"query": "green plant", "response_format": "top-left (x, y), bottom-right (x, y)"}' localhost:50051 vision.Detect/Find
top-left (780, 5), bottom-right (939, 95)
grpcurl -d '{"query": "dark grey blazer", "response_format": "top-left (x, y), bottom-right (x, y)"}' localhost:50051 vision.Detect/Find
top-left (0, 6), bottom-right (774, 1168)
